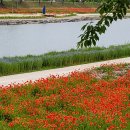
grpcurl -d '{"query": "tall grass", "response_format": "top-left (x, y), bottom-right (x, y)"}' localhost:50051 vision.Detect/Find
top-left (0, 44), bottom-right (130, 76)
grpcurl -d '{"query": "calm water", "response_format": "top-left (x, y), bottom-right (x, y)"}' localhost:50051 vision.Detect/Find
top-left (0, 19), bottom-right (130, 57)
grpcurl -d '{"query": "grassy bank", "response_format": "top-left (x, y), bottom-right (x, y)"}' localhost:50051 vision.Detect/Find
top-left (0, 44), bottom-right (130, 76)
top-left (0, 63), bottom-right (130, 129)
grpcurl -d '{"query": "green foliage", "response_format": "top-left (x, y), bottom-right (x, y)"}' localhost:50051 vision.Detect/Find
top-left (31, 87), bottom-right (41, 97)
top-left (78, 0), bottom-right (130, 48)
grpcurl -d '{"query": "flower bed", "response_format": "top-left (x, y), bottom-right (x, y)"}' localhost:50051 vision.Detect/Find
top-left (47, 7), bottom-right (96, 14)
top-left (0, 63), bottom-right (130, 129)
top-left (0, 7), bottom-right (96, 14)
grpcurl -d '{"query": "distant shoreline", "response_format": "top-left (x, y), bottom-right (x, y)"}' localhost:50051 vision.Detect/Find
top-left (0, 13), bottom-right (129, 25)
top-left (0, 14), bottom-right (100, 25)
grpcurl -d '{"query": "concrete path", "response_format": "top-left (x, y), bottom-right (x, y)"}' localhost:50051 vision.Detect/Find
top-left (0, 13), bottom-right (130, 18)
top-left (0, 13), bottom-right (96, 18)
top-left (0, 13), bottom-right (43, 17)
top-left (0, 13), bottom-right (99, 18)
top-left (0, 57), bottom-right (130, 87)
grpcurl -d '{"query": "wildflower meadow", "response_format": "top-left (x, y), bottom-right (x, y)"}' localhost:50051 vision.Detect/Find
top-left (0, 63), bottom-right (130, 130)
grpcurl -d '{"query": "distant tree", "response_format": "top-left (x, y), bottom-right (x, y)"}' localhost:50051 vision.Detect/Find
top-left (62, 0), bottom-right (64, 5)
top-left (38, 0), bottom-right (41, 6)
top-left (19, 0), bottom-right (23, 4)
top-left (72, 0), bottom-right (75, 4)
top-left (0, 0), bottom-right (4, 7)
top-left (78, 0), bottom-right (130, 48)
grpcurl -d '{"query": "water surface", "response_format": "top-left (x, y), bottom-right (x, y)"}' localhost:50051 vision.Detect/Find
top-left (0, 19), bottom-right (130, 57)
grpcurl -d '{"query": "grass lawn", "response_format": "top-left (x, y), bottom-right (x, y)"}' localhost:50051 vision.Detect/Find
top-left (0, 63), bottom-right (130, 129)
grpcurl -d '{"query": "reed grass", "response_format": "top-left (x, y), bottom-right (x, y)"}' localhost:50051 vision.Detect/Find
top-left (0, 44), bottom-right (130, 76)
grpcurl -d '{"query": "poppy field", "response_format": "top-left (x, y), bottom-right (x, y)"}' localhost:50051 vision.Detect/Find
top-left (0, 7), bottom-right (96, 14)
top-left (47, 7), bottom-right (96, 14)
top-left (0, 63), bottom-right (130, 130)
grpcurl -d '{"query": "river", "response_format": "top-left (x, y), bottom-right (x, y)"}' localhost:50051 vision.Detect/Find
top-left (0, 19), bottom-right (130, 58)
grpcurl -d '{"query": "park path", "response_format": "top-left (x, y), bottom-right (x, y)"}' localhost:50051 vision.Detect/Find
top-left (0, 13), bottom-right (100, 18)
top-left (0, 13), bottom-right (130, 18)
top-left (0, 13), bottom-right (99, 18)
top-left (0, 57), bottom-right (130, 87)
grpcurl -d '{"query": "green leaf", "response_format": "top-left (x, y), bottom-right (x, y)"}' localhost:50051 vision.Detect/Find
top-left (101, 25), bottom-right (106, 33)
top-left (117, 13), bottom-right (123, 19)
top-left (107, 16), bottom-right (113, 23)
top-left (123, 8), bottom-right (127, 15)
top-left (113, 16), bottom-right (118, 21)
top-left (78, 0), bottom-right (129, 48)
top-left (81, 24), bottom-right (87, 31)
top-left (105, 19), bottom-right (110, 27)
top-left (92, 39), bottom-right (96, 46)
top-left (95, 33), bottom-right (99, 41)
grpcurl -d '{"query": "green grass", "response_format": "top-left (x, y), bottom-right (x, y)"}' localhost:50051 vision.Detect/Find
top-left (0, 44), bottom-right (130, 76)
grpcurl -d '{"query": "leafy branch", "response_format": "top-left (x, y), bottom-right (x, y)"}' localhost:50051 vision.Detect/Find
top-left (78, 0), bottom-right (130, 48)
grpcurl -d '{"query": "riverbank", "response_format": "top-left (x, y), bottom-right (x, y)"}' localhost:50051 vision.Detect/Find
top-left (0, 13), bottom-right (130, 25)
top-left (0, 13), bottom-right (100, 25)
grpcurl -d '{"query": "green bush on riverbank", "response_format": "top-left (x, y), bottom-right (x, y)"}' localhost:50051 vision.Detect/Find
top-left (0, 44), bottom-right (130, 76)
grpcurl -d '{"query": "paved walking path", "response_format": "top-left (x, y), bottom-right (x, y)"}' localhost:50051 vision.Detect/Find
top-left (0, 13), bottom-right (130, 18)
top-left (0, 13), bottom-right (130, 17)
top-left (0, 13), bottom-right (99, 18)
top-left (0, 13), bottom-right (100, 18)
top-left (0, 57), bottom-right (130, 87)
